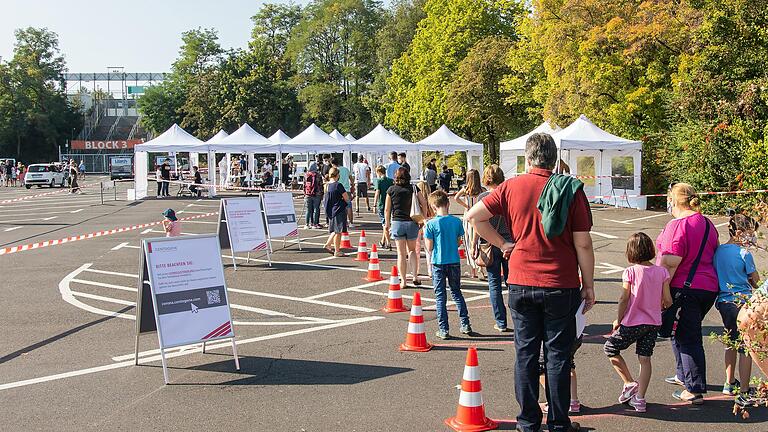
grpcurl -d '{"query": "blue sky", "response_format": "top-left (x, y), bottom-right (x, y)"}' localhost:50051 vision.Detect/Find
top-left (1, 0), bottom-right (390, 72)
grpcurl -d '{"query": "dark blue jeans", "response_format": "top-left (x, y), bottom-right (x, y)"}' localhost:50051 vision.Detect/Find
top-left (432, 263), bottom-right (469, 332)
top-left (305, 195), bottom-right (321, 226)
top-left (509, 285), bottom-right (581, 432)
top-left (486, 246), bottom-right (509, 329)
top-left (671, 287), bottom-right (717, 394)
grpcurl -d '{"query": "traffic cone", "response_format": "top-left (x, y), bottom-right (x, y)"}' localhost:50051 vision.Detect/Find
top-left (383, 266), bottom-right (408, 313)
top-left (354, 230), bottom-right (369, 261)
top-left (445, 347), bottom-right (498, 432)
top-left (458, 238), bottom-right (467, 260)
top-left (340, 232), bottom-right (352, 249)
top-left (364, 244), bottom-right (384, 282)
top-left (399, 292), bottom-right (432, 352)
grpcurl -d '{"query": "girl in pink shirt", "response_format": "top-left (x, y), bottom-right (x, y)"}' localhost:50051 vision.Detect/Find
top-left (604, 233), bottom-right (672, 412)
top-left (162, 208), bottom-right (181, 237)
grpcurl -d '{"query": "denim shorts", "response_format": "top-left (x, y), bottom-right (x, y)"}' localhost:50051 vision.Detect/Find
top-left (391, 220), bottom-right (419, 240)
top-left (716, 301), bottom-right (746, 353)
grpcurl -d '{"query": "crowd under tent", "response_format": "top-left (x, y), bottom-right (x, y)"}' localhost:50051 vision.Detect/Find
top-left (133, 124), bottom-right (205, 199)
top-left (416, 125), bottom-right (484, 177)
top-left (499, 121), bottom-right (561, 178)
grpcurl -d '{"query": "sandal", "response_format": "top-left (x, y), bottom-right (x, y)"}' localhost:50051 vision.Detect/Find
top-left (412, 279), bottom-right (422, 287)
top-left (324, 246), bottom-right (335, 255)
top-left (672, 390), bottom-right (704, 405)
top-left (334, 252), bottom-right (345, 257)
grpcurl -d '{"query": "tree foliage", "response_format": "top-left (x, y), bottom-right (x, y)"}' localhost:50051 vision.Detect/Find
top-left (0, 27), bottom-right (81, 162)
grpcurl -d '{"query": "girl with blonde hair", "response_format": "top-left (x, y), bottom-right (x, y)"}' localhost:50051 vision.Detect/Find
top-left (454, 169), bottom-right (485, 278)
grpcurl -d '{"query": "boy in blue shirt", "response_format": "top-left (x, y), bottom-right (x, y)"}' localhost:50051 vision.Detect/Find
top-left (713, 213), bottom-right (760, 403)
top-left (424, 190), bottom-right (471, 339)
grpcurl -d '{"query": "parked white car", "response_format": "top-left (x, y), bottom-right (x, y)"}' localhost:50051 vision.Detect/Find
top-left (24, 163), bottom-right (69, 188)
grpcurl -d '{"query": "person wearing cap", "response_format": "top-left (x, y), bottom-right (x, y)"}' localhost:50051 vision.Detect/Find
top-left (162, 209), bottom-right (181, 237)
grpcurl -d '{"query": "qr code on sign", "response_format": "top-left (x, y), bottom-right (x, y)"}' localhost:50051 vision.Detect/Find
top-left (206, 289), bottom-right (222, 305)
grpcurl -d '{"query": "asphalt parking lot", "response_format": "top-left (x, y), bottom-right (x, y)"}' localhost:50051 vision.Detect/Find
top-left (0, 179), bottom-right (766, 431)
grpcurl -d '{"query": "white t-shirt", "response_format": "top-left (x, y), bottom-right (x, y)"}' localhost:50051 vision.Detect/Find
top-left (353, 162), bottom-right (370, 183)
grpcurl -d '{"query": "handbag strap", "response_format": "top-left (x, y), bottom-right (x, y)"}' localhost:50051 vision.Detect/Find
top-left (683, 220), bottom-right (711, 289)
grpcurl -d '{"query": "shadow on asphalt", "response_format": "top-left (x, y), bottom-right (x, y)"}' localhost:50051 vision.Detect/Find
top-left (581, 398), bottom-right (768, 424)
top-left (168, 355), bottom-right (413, 386)
top-left (0, 305), bottom-right (134, 365)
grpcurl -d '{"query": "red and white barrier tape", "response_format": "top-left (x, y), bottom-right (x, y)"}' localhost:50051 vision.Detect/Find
top-left (587, 188), bottom-right (768, 200)
top-left (0, 212), bottom-right (216, 256)
top-left (0, 181), bottom-right (104, 205)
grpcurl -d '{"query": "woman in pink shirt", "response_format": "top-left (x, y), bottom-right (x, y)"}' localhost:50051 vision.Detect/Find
top-left (657, 183), bottom-right (719, 404)
top-left (162, 209), bottom-right (182, 237)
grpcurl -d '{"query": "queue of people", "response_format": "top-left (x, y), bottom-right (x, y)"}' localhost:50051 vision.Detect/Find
top-left (0, 160), bottom-right (25, 187)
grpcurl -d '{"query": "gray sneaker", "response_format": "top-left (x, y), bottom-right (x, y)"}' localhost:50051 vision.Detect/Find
top-left (460, 324), bottom-right (473, 335)
top-left (665, 375), bottom-right (684, 386)
top-left (436, 329), bottom-right (449, 340)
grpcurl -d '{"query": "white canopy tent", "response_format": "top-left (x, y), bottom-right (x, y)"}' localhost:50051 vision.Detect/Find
top-left (416, 125), bottom-right (484, 178)
top-left (268, 130), bottom-right (292, 144)
top-left (500, 122), bottom-right (561, 177)
top-left (350, 125), bottom-right (419, 176)
top-left (208, 124), bottom-right (279, 189)
top-left (344, 133), bottom-right (356, 141)
top-left (553, 114), bottom-right (644, 209)
top-left (133, 124), bottom-right (205, 199)
top-left (283, 124), bottom-right (351, 179)
top-left (329, 129), bottom-right (350, 143)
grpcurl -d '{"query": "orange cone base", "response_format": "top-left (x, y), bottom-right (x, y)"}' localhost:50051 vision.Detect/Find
top-left (444, 416), bottom-right (498, 432)
top-left (382, 304), bottom-right (409, 313)
top-left (364, 274), bottom-right (384, 282)
top-left (399, 341), bottom-right (432, 352)
top-left (354, 254), bottom-right (369, 262)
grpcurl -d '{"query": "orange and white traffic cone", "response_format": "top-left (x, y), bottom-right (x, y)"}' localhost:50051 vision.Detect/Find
top-left (383, 266), bottom-right (408, 313)
top-left (364, 244), bottom-right (384, 282)
top-left (445, 347), bottom-right (498, 432)
top-left (354, 230), bottom-right (369, 262)
top-left (340, 232), bottom-right (352, 249)
top-left (458, 238), bottom-right (467, 260)
top-left (399, 292), bottom-right (432, 352)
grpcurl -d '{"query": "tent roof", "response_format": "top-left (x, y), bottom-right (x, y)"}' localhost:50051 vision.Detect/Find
top-left (134, 124), bottom-right (204, 152)
top-left (416, 124), bottom-right (483, 152)
top-left (329, 129), bottom-right (350, 143)
top-left (500, 122), bottom-right (562, 151)
top-left (284, 123), bottom-right (349, 152)
top-left (209, 123), bottom-right (278, 153)
top-left (344, 133), bottom-right (356, 141)
top-left (206, 130), bottom-right (229, 143)
top-left (351, 124), bottom-right (414, 152)
top-left (268, 130), bottom-right (292, 144)
top-left (554, 115), bottom-right (641, 150)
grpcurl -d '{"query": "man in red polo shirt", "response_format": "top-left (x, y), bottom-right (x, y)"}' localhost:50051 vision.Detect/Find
top-left (467, 133), bottom-right (595, 432)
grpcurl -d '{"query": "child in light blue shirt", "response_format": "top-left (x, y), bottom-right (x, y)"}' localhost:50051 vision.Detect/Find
top-left (713, 213), bottom-right (760, 400)
top-left (424, 190), bottom-right (471, 339)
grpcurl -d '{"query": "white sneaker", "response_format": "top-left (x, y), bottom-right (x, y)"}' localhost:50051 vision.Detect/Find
top-left (619, 382), bottom-right (639, 404)
top-left (628, 395), bottom-right (646, 412)
top-left (348, 223), bottom-right (355, 228)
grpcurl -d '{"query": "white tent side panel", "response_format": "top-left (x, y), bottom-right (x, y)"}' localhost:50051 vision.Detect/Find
top-left (134, 152), bottom-right (148, 199)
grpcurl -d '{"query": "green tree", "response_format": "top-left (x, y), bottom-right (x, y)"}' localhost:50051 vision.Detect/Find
top-left (0, 27), bottom-right (81, 161)
top-left (288, 0), bottom-right (384, 135)
top-left (364, 0), bottom-right (427, 123)
top-left (446, 36), bottom-right (527, 164)
top-left (384, 0), bottom-right (524, 141)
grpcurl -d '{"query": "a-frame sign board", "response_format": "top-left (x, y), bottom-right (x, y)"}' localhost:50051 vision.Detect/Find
top-left (134, 234), bottom-right (239, 384)
top-left (217, 197), bottom-right (271, 269)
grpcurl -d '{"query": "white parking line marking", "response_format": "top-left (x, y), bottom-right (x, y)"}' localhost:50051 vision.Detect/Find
top-left (59, 264), bottom-right (135, 320)
top-left (0, 203), bottom-right (93, 213)
top-left (70, 290), bottom-right (135, 306)
top-left (351, 287), bottom-right (437, 302)
top-left (228, 287), bottom-right (376, 313)
top-left (228, 303), bottom-right (333, 323)
top-left (0, 216), bottom-right (58, 223)
top-left (715, 222), bottom-right (729, 228)
top-left (140, 228), bottom-right (153, 234)
top-left (0, 316), bottom-right (383, 391)
top-left (83, 268), bottom-right (139, 278)
top-left (70, 208), bottom-right (84, 213)
top-left (595, 262), bottom-right (625, 274)
top-left (3, 226), bottom-right (22, 232)
top-left (71, 278), bottom-right (137, 293)
top-left (305, 281), bottom-right (388, 299)
top-left (111, 242), bottom-right (131, 251)
top-left (590, 231), bottom-right (618, 239)
top-left (604, 213), bottom-right (668, 225)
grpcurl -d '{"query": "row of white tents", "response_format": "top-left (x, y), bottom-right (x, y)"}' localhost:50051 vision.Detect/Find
top-left (133, 123), bottom-right (484, 200)
top-left (134, 114), bottom-right (645, 209)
